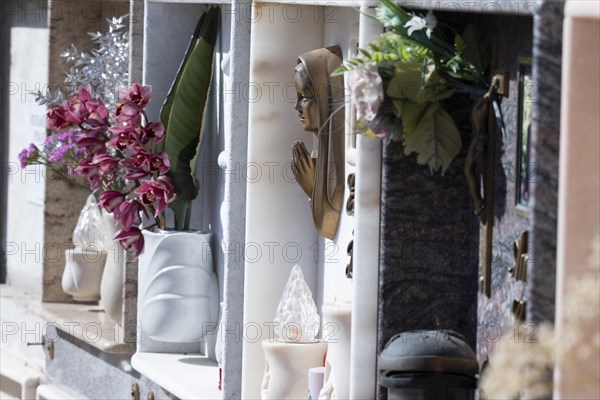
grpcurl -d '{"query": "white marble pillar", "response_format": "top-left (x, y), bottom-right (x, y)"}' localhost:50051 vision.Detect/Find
top-left (242, 4), bottom-right (324, 398)
top-left (554, 1), bottom-right (600, 398)
top-left (349, 5), bottom-right (383, 399)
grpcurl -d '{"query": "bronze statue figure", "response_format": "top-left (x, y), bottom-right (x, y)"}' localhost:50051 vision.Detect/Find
top-left (291, 46), bottom-right (345, 240)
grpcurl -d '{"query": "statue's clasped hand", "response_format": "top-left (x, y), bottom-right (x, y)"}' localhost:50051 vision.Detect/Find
top-left (291, 141), bottom-right (316, 198)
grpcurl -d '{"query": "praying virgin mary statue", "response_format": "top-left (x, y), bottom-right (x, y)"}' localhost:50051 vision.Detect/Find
top-left (291, 46), bottom-right (345, 240)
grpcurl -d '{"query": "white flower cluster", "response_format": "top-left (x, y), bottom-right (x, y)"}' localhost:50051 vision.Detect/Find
top-left (404, 11), bottom-right (438, 38)
top-left (348, 68), bottom-right (384, 122)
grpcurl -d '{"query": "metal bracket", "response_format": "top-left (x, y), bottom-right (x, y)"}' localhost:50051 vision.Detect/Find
top-left (27, 335), bottom-right (54, 360)
top-left (131, 383), bottom-right (140, 400)
top-left (511, 299), bottom-right (527, 322)
top-left (492, 71), bottom-right (510, 97)
top-left (509, 231), bottom-right (529, 282)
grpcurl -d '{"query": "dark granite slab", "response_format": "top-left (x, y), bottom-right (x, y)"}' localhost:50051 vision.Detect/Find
top-left (378, 140), bottom-right (479, 351)
top-left (527, 0), bottom-right (564, 324)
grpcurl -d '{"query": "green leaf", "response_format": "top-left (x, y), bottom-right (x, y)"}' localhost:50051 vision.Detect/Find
top-left (401, 102), bottom-right (462, 174)
top-left (158, 11), bottom-right (208, 151)
top-left (159, 6), bottom-right (220, 230)
top-left (454, 34), bottom-right (466, 55)
top-left (358, 48), bottom-right (371, 59)
top-left (386, 58), bottom-right (454, 104)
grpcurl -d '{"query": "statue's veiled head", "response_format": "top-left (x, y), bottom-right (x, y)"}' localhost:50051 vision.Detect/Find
top-left (294, 46), bottom-right (344, 136)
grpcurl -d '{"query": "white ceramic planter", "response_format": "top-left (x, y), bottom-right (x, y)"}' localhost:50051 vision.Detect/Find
top-left (319, 302), bottom-right (352, 400)
top-left (138, 230), bottom-right (219, 343)
top-left (100, 211), bottom-right (125, 324)
top-left (62, 248), bottom-right (107, 302)
top-left (261, 340), bottom-right (327, 400)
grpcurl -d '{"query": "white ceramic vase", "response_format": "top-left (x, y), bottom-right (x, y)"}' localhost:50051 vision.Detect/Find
top-left (261, 340), bottom-right (328, 400)
top-left (319, 302), bottom-right (352, 400)
top-left (62, 248), bottom-right (107, 302)
top-left (100, 211), bottom-right (125, 324)
top-left (138, 230), bottom-right (219, 343)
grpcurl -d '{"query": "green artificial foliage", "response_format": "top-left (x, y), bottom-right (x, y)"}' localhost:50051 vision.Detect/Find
top-left (159, 7), bottom-right (221, 230)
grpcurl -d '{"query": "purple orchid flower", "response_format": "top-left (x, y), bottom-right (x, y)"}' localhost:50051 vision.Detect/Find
top-left (118, 199), bottom-right (146, 229)
top-left (98, 190), bottom-right (126, 218)
top-left (119, 83), bottom-right (152, 109)
top-left (114, 226), bottom-right (144, 257)
top-left (134, 176), bottom-right (175, 217)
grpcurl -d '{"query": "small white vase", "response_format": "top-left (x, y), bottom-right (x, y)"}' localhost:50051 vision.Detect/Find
top-left (319, 302), bottom-right (352, 400)
top-left (62, 248), bottom-right (107, 302)
top-left (100, 211), bottom-right (125, 324)
top-left (261, 340), bottom-right (328, 400)
top-left (138, 230), bottom-right (219, 343)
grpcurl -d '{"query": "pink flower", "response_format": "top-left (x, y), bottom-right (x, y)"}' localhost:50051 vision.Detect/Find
top-left (98, 190), bottom-right (126, 217)
top-left (76, 136), bottom-right (106, 156)
top-left (18, 144), bottom-right (38, 168)
top-left (120, 147), bottom-right (170, 180)
top-left (47, 105), bottom-right (68, 130)
top-left (150, 152), bottom-right (171, 175)
top-left (114, 226), bottom-right (144, 256)
top-left (134, 176), bottom-right (175, 217)
top-left (91, 153), bottom-right (118, 179)
top-left (75, 157), bottom-right (102, 191)
top-left (76, 87), bottom-right (93, 103)
top-left (107, 125), bottom-right (140, 151)
top-left (47, 145), bottom-right (75, 163)
top-left (119, 83), bottom-right (152, 109)
top-left (85, 100), bottom-right (109, 127)
top-left (115, 101), bottom-right (142, 124)
top-left (141, 122), bottom-right (165, 143)
top-left (132, 147), bottom-right (170, 174)
top-left (118, 199), bottom-right (145, 229)
top-left (64, 99), bottom-right (88, 125)
top-left (121, 161), bottom-right (150, 180)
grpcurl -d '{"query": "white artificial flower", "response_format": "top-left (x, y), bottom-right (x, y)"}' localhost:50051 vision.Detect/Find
top-left (404, 11), bottom-right (437, 38)
top-left (348, 68), bottom-right (384, 122)
top-left (424, 11), bottom-right (437, 38)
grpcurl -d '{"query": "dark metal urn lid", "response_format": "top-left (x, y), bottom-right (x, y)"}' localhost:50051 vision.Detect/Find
top-left (379, 330), bottom-right (478, 377)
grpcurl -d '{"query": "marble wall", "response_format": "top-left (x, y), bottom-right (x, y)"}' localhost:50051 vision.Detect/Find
top-left (3, 1), bottom-right (49, 297)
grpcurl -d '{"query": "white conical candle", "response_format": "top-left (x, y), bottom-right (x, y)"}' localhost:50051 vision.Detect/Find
top-left (274, 265), bottom-right (320, 342)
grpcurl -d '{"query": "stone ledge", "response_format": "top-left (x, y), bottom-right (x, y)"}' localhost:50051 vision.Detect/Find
top-left (1, 285), bottom-right (135, 355)
top-left (131, 352), bottom-right (220, 400)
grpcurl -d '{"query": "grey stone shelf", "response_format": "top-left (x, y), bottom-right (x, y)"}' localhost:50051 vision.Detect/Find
top-left (1, 285), bottom-right (135, 355)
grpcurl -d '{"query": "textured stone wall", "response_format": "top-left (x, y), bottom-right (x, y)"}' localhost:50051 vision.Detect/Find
top-left (43, 0), bottom-right (131, 303)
